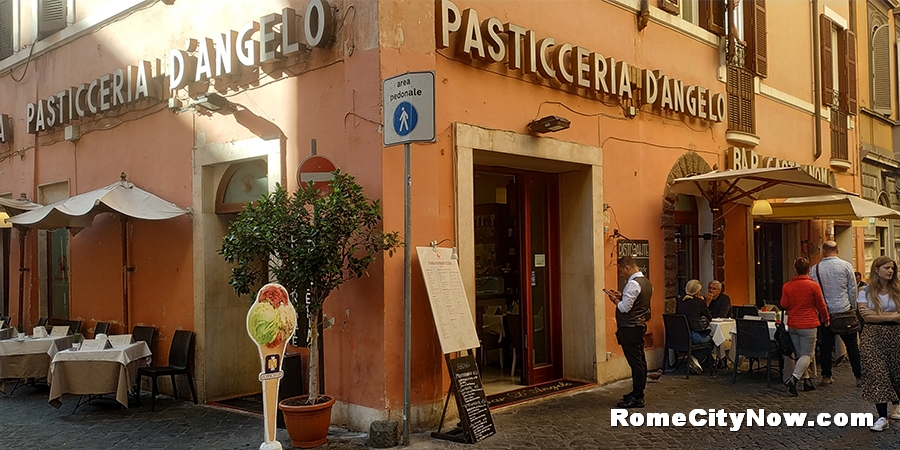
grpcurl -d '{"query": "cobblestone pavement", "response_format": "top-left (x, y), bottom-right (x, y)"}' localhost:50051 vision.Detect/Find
top-left (2, 362), bottom-right (899, 449)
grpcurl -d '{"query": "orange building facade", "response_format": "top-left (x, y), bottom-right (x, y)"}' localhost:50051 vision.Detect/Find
top-left (0, 0), bottom-right (864, 431)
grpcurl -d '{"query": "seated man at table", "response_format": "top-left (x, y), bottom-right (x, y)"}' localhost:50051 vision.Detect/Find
top-left (706, 280), bottom-right (732, 319)
top-left (676, 279), bottom-right (714, 372)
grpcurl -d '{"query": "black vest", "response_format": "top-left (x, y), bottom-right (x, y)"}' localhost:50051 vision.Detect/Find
top-left (615, 275), bottom-right (652, 328)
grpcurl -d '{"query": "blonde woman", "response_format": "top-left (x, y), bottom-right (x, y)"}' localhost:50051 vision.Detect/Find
top-left (676, 280), bottom-right (712, 344)
top-left (858, 256), bottom-right (900, 432)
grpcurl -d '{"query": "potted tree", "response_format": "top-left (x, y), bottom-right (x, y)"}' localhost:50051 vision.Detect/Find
top-left (220, 170), bottom-right (401, 448)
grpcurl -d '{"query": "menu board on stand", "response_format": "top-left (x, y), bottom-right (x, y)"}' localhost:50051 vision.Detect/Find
top-left (417, 246), bottom-right (495, 444)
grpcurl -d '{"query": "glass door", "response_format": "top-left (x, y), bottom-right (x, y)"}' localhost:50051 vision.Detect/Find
top-left (522, 173), bottom-right (561, 385)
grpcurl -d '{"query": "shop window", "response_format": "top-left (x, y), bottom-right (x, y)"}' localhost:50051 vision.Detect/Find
top-left (0, 0), bottom-right (12, 60)
top-left (674, 195), bottom-right (699, 300)
top-left (215, 159), bottom-right (268, 214)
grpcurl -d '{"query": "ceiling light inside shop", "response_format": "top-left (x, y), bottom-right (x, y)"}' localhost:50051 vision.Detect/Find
top-left (0, 212), bottom-right (11, 228)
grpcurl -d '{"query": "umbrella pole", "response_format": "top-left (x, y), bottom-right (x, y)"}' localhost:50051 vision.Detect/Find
top-left (16, 227), bottom-right (28, 329)
top-left (121, 216), bottom-right (130, 332)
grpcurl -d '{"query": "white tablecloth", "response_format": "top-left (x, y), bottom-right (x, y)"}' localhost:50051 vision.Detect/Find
top-left (0, 335), bottom-right (74, 358)
top-left (709, 319), bottom-right (735, 346)
top-left (48, 342), bottom-right (151, 408)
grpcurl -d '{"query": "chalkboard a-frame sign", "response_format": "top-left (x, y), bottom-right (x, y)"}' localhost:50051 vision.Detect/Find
top-left (431, 354), bottom-right (496, 443)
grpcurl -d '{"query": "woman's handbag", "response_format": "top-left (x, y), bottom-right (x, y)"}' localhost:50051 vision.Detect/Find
top-left (830, 310), bottom-right (861, 335)
top-left (774, 312), bottom-right (796, 359)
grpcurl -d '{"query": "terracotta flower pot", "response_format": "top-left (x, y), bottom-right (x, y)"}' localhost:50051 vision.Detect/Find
top-left (278, 395), bottom-right (335, 448)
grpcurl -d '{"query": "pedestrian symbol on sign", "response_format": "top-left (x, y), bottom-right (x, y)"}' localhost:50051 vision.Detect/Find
top-left (393, 101), bottom-right (418, 137)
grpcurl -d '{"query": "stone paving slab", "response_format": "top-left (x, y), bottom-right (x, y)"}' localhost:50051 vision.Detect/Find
top-left (1, 362), bottom-right (896, 449)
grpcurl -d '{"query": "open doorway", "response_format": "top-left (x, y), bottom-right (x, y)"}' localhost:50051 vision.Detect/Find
top-left (474, 166), bottom-right (562, 395)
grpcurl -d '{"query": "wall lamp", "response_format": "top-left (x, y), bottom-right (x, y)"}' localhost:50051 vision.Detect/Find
top-left (528, 115), bottom-right (570, 133)
top-left (194, 93), bottom-right (236, 115)
top-left (430, 239), bottom-right (458, 260)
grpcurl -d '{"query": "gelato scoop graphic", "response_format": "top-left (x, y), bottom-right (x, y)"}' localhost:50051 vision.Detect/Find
top-left (248, 284), bottom-right (296, 348)
top-left (246, 283), bottom-right (297, 450)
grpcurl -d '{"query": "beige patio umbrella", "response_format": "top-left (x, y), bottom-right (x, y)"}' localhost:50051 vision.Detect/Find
top-left (669, 166), bottom-right (849, 282)
top-left (766, 194), bottom-right (900, 221)
top-left (669, 166), bottom-right (850, 207)
top-left (8, 174), bottom-right (189, 330)
top-left (0, 194), bottom-right (43, 328)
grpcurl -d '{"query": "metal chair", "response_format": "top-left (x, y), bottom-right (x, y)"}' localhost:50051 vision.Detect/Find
top-left (36, 317), bottom-right (47, 327)
top-left (137, 330), bottom-right (198, 411)
top-left (662, 314), bottom-right (713, 379)
top-left (733, 305), bottom-right (760, 319)
top-left (94, 322), bottom-right (110, 337)
top-left (731, 319), bottom-right (781, 387)
top-left (0, 316), bottom-right (10, 328)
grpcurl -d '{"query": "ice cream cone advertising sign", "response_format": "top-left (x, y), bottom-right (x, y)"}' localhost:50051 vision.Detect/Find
top-left (247, 283), bottom-right (297, 450)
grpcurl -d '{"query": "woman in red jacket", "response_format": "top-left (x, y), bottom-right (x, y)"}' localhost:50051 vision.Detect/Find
top-left (780, 257), bottom-right (830, 396)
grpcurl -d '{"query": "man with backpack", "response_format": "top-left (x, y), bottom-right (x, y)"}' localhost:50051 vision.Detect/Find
top-left (810, 241), bottom-right (861, 386)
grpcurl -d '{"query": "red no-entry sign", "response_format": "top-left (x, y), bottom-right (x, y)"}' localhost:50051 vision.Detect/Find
top-left (296, 155), bottom-right (336, 192)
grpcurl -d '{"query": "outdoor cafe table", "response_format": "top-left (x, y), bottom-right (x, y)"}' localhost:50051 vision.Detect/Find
top-left (715, 318), bottom-right (814, 381)
top-left (0, 335), bottom-right (74, 391)
top-left (48, 341), bottom-right (151, 409)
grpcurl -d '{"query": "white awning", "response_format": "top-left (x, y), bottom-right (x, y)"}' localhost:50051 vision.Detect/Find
top-left (768, 194), bottom-right (900, 221)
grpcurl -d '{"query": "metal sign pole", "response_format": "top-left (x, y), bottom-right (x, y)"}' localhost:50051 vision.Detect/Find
top-left (403, 141), bottom-right (412, 445)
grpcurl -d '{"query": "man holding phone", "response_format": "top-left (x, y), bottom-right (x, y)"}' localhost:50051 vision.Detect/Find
top-left (606, 256), bottom-right (653, 408)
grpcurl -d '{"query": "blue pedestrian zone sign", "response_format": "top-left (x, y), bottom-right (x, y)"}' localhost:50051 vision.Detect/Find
top-left (383, 71), bottom-right (435, 146)
top-left (394, 102), bottom-right (418, 137)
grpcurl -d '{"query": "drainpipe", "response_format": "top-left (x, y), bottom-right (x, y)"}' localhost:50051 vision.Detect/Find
top-left (812, 0), bottom-right (823, 160)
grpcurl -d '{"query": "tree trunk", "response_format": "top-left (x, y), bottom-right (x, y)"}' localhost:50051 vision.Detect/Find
top-left (308, 316), bottom-right (319, 405)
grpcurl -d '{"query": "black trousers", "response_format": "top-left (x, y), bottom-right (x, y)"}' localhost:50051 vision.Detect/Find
top-left (819, 325), bottom-right (861, 379)
top-left (617, 326), bottom-right (647, 399)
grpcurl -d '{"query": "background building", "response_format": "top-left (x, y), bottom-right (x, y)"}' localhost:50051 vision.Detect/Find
top-left (0, 0), bottom-right (870, 431)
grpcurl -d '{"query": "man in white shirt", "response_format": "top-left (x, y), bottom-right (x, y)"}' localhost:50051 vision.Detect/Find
top-left (605, 256), bottom-right (652, 408)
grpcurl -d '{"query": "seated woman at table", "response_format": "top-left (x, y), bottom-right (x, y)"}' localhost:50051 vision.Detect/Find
top-left (858, 256), bottom-right (900, 432)
top-left (780, 257), bottom-right (830, 396)
top-left (677, 279), bottom-right (713, 344)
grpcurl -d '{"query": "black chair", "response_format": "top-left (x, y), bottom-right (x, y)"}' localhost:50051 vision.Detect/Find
top-left (137, 330), bottom-right (198, 411)
top-left (733, 305), bottom-right (760, 319)
top-left (94, 322), bottom-right (110, 337)
top-left (36, 317), bottom-right (47, 327)
top-left (662, 314), bottom-right (713, 379)
top-left (68, 320), bottom-right (82, 335)
top-left (0, 316), bottom-right (10, 328)
top-left (132, 326), bottom-right (157, 352)
top-left (731, 319), bottom-right (781, 387)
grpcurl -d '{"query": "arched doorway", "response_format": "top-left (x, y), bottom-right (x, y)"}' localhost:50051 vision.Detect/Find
top-left (661, 152), bottom-right (712, 313)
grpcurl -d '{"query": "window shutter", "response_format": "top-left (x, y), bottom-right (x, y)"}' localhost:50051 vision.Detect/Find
top-left (846, 30), bottom-right (857, 115)
top-left (745, 0), bottom-right (768, 78)
top-left (38, 0), bottom-right (67, 41)
top-left (0, 0), bottom-right (13, 60)
top-left (872, 24), bottom-right (891, 114)
top-left (659, 0), bottom-right (680, 15)
top-left (820, 15), bottom-right (833, 106)
top-left (838, 28), bottom-right (848, 109)
top-left (727, 66), bottom-right (755, 134)
top-left (700, 0), bottom-right (726, 36)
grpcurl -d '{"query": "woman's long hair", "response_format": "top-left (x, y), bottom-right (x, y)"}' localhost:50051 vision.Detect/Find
top-left (867, 256), bottom-right (900, 314)
top-left (683, 279), bottom-right (702, 301)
